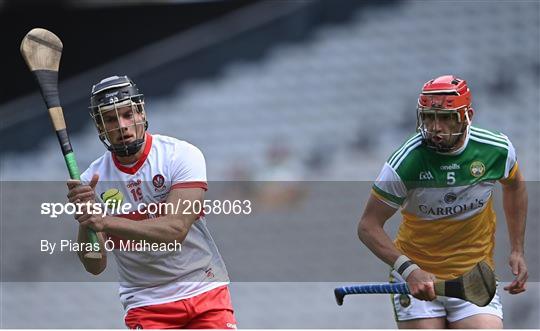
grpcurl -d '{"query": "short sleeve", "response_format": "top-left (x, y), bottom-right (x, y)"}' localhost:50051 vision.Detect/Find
top-left (80, 168), bottom-right (91, 185)
top-left (170, 142), bottom-right (208, 191)
top-left (372, 162), bottom-right (407, 209)
top-left (500, 135), bottom-right (518, 182)
top-left (503, 136), bottom-right (517, 180)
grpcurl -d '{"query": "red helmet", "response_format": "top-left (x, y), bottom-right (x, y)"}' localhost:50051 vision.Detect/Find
top-left (417, 75), bottom-right (473, 151)
top-left (418, 75), bottom-right (472, 119)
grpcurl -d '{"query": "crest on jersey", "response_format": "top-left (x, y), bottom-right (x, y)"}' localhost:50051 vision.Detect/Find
top-left (152, 174), bottom-right (167, 193)
top-left (444, 192), bottom-right (457, 204)
top-left (470, 161), bottom-right (485, 178)
top-left (399, 294), bottom-right (411, 308)
top-left (152, 174), bottom-right (165, 188)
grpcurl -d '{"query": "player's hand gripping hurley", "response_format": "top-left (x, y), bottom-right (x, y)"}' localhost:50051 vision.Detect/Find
top-left (20, 28), bottom-right (102, 259)
top-left (335, 261), bottom-right (496, 307)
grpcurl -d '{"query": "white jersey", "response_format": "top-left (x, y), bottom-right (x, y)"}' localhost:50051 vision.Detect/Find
top-left (81, 133), bottom-right (229, 312)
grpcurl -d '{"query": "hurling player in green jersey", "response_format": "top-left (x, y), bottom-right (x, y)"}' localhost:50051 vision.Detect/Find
top-left (358, 75), bottom-right (528, 329)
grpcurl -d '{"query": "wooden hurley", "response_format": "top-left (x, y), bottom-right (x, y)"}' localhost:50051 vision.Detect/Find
top-left (20, 28), bottom-right (102, 259)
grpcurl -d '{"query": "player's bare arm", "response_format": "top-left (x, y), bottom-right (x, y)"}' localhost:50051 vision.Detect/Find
top-left (73, 177), bottom-right (204, 243)
top-left (66, 174), bottom-right (108, 274)
top-left (500, 166), bottom-right (528, 294)
top-left (102, 187), bottom-right (203, 243)
top-left (358, 194), bottom-right (399, 264)
top-left (358, 194), bottom-right (436, 301)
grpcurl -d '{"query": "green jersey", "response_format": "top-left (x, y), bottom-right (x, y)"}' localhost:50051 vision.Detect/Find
top-left (373, 126), bottom-right (517, 279)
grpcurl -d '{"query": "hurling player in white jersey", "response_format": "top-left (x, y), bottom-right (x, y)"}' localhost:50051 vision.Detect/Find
top-left (66, 76), bottom-right (236, 329)
top-left (357, 75), bottom-right (528, 329)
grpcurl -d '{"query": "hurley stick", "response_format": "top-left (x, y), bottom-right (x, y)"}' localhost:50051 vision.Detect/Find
top-left (20, 28), bottom-right (102, 259)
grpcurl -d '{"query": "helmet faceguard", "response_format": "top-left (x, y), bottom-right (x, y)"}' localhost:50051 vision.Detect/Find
top-left (416, 75), bottom-right (472, 152)
top-left (89, 76), bottom-right (148, 157)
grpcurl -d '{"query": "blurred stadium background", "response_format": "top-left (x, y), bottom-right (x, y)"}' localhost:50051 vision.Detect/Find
top-left (1, 0), bottom-right (539, 328)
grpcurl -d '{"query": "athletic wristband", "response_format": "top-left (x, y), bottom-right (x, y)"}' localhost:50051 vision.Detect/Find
top-left (401, 263), bottom-right (420, 281)
top-left (393, 255), bottom-right (411, 273)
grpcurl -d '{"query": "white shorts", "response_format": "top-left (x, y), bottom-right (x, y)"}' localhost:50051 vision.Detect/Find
top-left (390, 272), bottom-right (503, 323)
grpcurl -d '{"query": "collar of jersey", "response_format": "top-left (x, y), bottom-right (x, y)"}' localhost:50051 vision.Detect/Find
top-left (112, 133), bottom-right (153, 175)
top-left (436, 126), bottom-right (470, 156)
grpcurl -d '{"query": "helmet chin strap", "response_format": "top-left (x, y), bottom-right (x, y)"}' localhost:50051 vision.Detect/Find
top-left (109, 138), bottom-right (145, 157)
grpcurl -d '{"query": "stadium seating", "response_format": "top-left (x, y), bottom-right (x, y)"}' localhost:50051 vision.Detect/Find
top-left (1, 1), bottom-right (538, 328)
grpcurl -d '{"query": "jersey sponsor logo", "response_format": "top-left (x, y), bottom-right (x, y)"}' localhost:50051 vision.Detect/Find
top-left (470, 161), bottom-right (486, 177)
top-left (440, 163), bottom-right (460, 171)
top-left (418, 198), bottom-right (485, 216)
top-left (443, 192), bottom-right (457, 204)
top-left (419, 171), bottom-right (434, 180)
top-left (101, 188), bottom-right (124, 209)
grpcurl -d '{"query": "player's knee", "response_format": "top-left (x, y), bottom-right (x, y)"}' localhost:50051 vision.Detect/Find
top-left (449, 314), bottom-right (502, 329)
top-left (398, 317), bottom-right (446, 329)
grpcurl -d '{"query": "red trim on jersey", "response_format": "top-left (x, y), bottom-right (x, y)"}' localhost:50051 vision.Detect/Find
top-left (106, 212), bottom-right (149, 249)
top-left (105, 203), bottom-right (204, 249)
top-left (112, 133), bottom-right (153, 175)
top-left (113, 212), bottom-right (150, 221)
top-left (171, 181), bottom-right (208, 191)
top-left (171, 182), bottom-right (207, 218)
top-left (106, 234), bottom-right (128, 249)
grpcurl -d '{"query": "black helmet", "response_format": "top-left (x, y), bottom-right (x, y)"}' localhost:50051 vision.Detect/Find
top-left (89, 75), bottom-right (148, 156)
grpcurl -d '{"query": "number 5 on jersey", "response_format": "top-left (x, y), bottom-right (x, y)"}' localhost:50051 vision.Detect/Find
top-left (447, 171), bottom-right (456, 185)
